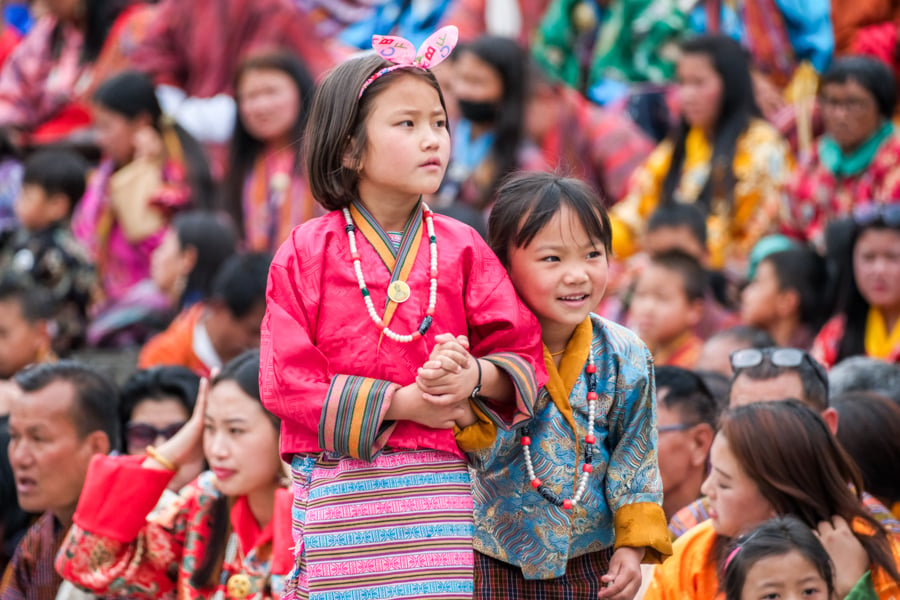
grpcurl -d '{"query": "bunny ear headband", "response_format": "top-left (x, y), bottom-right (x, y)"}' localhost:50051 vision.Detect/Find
top-left (358, 25), bottom-right (459, 99)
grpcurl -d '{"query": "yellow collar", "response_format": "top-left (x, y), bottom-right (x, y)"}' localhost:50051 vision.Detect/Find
top-left (542, 317), bottom-right (594, 449)
top-left (864, 308), bottom-right (900, 359)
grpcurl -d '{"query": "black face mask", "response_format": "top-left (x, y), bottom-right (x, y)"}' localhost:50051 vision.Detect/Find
top-left (458, 99), bottom-right (499, 124)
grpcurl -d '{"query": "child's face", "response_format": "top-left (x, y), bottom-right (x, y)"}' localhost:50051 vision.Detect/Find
top-left (853, 227), bottom-right (900, 312)
top-left (629, 264), bottom-right (701, 347)
top-left (740, 260), bottom-right (783, 328)
top-left (14, 184), bottom-right (56, 231)
top-left (507, 204), bottom-right (609, 346)
top-left (701, 434), bottom-right (775, 539)
top-left (356, 74), bottom-right (450, 204)
top-left (740, 550), bottom-right (829, 600)
top-left (0, 300), bottom-right (47, 379)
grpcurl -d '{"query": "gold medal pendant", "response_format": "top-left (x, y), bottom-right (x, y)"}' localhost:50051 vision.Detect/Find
top-left (226, 573), bottom-right (252, 599)
top-left (387, 280), bottom-right (411, 303)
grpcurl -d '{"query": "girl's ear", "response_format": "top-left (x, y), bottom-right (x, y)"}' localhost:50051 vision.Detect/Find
top-left (342, 138), bottom-right (362, 172)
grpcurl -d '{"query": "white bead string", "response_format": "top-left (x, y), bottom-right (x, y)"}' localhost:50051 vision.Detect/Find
top-left (521, 353), bottom-right (598, 510)
top-left (343, 204), bottom-right (437, 343)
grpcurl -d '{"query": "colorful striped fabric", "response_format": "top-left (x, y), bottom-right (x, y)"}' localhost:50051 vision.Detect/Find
top-left (319, 374), bottom-right (398, 462)
top-left (286, 449), bottom-right (474, 599)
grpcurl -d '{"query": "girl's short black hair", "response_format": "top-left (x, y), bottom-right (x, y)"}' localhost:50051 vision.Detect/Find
top-left (822, 56), bottom-right (897, 120)
top-left (305, 54), bottom-right (449, 211)
top-left (760, 246), bottom-right (831, 330)
top-left (722, 516), bottom-right (834, 600)
top-left (487, 172), bottom-right (612, 269)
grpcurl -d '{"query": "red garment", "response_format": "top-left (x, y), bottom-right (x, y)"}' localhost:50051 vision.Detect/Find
top-left (0, 26), bottom-right (21, 70)
top-left (833, 0), bottom-right (900, 55)
top-left (811, 315), bottom-right (900, 369)
top-left (261, 209), bottom-right (546, 461)
top-left (784, 130), bottom-right (900, 246)
top-left (130, 0), bottom-right (342, 98)
top-left (137, 304), bottom-right (211, 377)
top-left (538, 87), bottom-right (654, 204)
top-left (57, 455), bottom-right (294, 599)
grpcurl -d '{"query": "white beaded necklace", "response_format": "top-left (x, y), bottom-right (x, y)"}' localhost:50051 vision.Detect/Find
top-left (342, 204), bottom-right (438, 343)
top-left (521, 353), bottom-right (598, 510)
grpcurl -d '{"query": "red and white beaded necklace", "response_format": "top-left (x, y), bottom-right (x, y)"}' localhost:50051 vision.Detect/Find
top-left (342, 203), bottom-right (438, 343)
top-left (520, 353), bottom-right (598, 510)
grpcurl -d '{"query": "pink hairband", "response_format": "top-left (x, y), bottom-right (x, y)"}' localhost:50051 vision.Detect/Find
top-left (357, 25), bottom-right (459, 99)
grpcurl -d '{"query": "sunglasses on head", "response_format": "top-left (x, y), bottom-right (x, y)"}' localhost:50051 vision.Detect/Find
top-left (125, 421), bottom-right (186, 449)
top-left (730, 347), bottom-right (827, 386)
top-left (853, 204), bottom-right (900, 228)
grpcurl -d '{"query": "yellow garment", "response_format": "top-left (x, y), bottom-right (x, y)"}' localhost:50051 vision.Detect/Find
top-left (865, 308), bottom-right (900, 360)
top-left (611, 119), bottom-right (793, 272)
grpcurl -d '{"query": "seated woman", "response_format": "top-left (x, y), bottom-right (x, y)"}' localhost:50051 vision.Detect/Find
top-left (119, 365), bottom-right (202, 491)
top-left (86, 210), bottom-right (238, 348)
top-left (56, 349), bottom-right (293, 599)
top-left (436, 34), bottom-right (539, 214)
top-left (785, 56), bottom-right (900, 248)
top-left (72, 70), bottom-right (213, 313)
top-left (812, 206), bottom-right (900, 368)
top-left (645, 400), bottom-right (900, 600)
top-left (612, 34), bottom-right (792, 276)
top-left (0, 0), bottom-right (147, 147)
top-left (223, 51), bottom-right (323, 253)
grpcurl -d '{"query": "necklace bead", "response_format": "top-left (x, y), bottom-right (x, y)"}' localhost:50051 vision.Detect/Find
top-left (343, 204), bottom-right (438, 342)
top-left (521, 353), bottom-right (599, 510)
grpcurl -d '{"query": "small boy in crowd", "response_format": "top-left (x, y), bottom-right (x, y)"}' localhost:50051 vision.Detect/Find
top-left (0, 277), bottom-right (55, 380)
top-left (629, 249), bottom-right (706, 368)
top-left (138, 252), bottom-right (272, 377)
top-left (0, 149), bottom-right (94, 354)
top-left (740, 246), bottom-right (829, 350)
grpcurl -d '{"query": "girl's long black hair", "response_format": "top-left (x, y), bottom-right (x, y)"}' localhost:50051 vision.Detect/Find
top-left (661, 35), bottom-right (761, 214)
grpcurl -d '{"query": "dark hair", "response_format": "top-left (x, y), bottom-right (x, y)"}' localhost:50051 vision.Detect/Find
top-left (655, 366), bottom-right (719, 427)
top-left (662, 35), bottom-right (760, 213)
top-left (22, 149), bottom-right (88, 212)
top-left (831, 217), bottom-right (900, 363)
top-left (709, 325), bottom-right (775, 350)
top-left (728, 349), bottom-right (829, 412)
top-left (821, 56), bottom-right (897, 120)
top-left (487, 171), bottom-right (612, 269)
top-left (13, 360), bottom-right (119, 451)
top-left (191, 349), bottom-right (279, 589)
top-left (695, 369), bottom-right (732, 412)
top-left (455, 35), bottom-right (528, 208)
top-left (225, 51), bottom-right (316, 238)
top-left (306, 55), bottom-right (448, 211)
top-left (722, 516), bottom-right (835, 600)
top-left (759, 247), bottom-right (831, 330)
top-left (118, 366), bottom-right (199, 451)
top-left (832, 391), bottom-right (900, 508)
top-left (209, 252), bottom-right (273, 318)
top-left (48, 0), bottom-right (131, 63)
top-left (647, 249), bottom-right (707, 302)
top-left (170, 211), bottom-right (239, 307)
top-left (647, 203), bottom-right (708, 247)
top-left (719, 401), bottom-right (900, 584)
top-left (93, 70), bottom-right (214, 209)
top-left (829, 355), bottom-right (900, 404)
top-left (0, 276), bottom-right (55, 323)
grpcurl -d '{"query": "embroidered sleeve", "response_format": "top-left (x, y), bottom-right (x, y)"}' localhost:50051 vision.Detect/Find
top-left (605, 345), bottom-right (670, 561)
top-left (464, 238), bottom-right (545, 429)
top-left (55, 455), bottom-right (201, 599)
top-left (319, 375), bottom-right (398, 461)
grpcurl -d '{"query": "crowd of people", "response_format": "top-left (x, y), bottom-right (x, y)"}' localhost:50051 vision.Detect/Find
top-left (0, 0), bottom-right (898, 599)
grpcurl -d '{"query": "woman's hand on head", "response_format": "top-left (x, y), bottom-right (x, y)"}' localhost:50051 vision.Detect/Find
top-left (142, 373), bottom-right (212, 475)
top-left (815, 516), bottom-right (870, 598)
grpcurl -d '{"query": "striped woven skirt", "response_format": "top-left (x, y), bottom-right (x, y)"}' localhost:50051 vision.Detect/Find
top-left (285, 449), bottom-right (475, 600)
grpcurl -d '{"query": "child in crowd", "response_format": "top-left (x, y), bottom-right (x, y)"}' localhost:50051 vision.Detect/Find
top-left (259, 27), bottom-right (545, 598)
top-left (57, 350), bottom-right (295, 599)
top-left (740, 246), bottom-right (830, 349)
top-left (458, 172), bottom-right (670, 597)
top-left (0, 149), bottom-right (95, 354)
top-left (722, 516), bottom-right (834, 600)
top-left (629, 250), bottom-right (706, 368)
top-left (138, 252), bottom-right (272, 377)
top-left (0, 276), bottom-right (55, 379)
